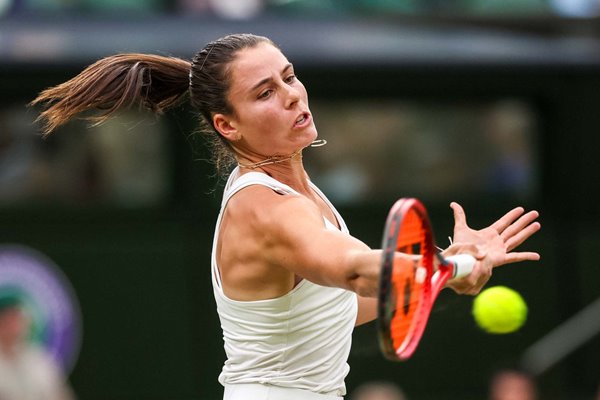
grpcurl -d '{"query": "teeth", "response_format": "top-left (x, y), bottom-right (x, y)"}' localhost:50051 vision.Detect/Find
top-left (296, 115), bottom-right (306, 124)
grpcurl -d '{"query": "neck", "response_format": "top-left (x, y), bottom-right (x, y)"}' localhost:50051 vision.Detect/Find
top-left (240, 151), bottom-right (308, 187)
top-left (235, 139), bottom-right (326, 192)
top-left (236, 139), bottom-right (326, 170)
top-left (237, 148), bottom-right (303, 170)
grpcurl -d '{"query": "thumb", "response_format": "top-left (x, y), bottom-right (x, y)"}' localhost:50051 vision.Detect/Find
top-left (450, 202), bottom-right (467, 227)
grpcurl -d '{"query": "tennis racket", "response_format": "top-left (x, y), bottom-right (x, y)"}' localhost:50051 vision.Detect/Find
top-left (378, 198), bottom-right (476, 361)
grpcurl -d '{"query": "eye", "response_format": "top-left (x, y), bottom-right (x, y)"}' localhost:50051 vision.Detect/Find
top-left (258, 89), bottom-right (273, 99)
top-left (285, 74), bottom-right (297, 84)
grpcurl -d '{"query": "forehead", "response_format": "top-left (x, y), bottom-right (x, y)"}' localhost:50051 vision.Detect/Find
top-left (228, 43), bottom-right (289, 90)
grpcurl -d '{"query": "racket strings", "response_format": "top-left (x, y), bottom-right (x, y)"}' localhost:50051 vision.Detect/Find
top-left (390, 267), bottom-right (428, 345)
top-left (388, 208), bottom-right (435, 356)
top-left (379, 198), bottom-right (437, 361)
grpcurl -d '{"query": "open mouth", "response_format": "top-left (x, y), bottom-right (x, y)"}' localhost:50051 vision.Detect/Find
top-left (294, 113), bottom-right (310, 127)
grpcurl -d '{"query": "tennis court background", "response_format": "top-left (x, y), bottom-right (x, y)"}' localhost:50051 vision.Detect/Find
top-left (1, 7), bottom-right (600, 400)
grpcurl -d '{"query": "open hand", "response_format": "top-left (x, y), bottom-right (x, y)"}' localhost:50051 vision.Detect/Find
top-left (445, 202), bottom-right (541, 295)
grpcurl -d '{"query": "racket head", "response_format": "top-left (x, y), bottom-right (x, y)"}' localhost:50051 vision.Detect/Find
top-left (377, 198), bottom-right (436, 361)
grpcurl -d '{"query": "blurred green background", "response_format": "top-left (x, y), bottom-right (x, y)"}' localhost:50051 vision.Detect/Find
top-left (1, 1), bottom-right (600, 399)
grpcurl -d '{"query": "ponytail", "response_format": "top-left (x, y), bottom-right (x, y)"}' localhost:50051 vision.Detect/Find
top-left (31, 33), bottom-right (276, 178)
top-left (30, 54), bottom-right (191, 136)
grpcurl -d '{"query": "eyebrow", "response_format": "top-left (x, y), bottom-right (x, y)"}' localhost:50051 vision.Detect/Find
top-left (251, 63), bottom-right (293, 92)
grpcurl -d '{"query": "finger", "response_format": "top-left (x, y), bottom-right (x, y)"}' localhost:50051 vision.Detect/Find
top-left (500, 210), bottom-right (540, 241)
top-left (490, 206), bottom-right (525, 234)
top-left (505, 222), bottom-right (541, 251)
top-left (450, 202), bottom-right (468, 228)
top-left (501, 252), bottom-right (541, 265)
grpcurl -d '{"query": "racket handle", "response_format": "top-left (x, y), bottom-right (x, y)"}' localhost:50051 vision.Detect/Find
top-left (445, 254), bottom-right (476, 278)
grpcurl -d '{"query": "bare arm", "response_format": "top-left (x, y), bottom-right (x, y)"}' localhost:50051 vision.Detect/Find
top-left (356, 295), bottom-right (378, 326)
top-left (262, 191), bottom-right (383, 297)
top-left (221, 188), bottom-right (522, 302)
top-left (222, 186), bottom-right (385, 298)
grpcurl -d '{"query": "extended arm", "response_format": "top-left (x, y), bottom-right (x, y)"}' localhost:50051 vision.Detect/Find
top-left (220, 185), bottom-right (386, 299)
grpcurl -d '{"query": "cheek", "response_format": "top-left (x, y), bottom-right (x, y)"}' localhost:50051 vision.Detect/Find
top-left (246, 105), bottom-right (284, 133)
top-left (236, 106), bottom-right (283, 151)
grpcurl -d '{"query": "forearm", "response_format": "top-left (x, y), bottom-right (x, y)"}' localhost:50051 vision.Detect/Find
top-left (345, 249), bottom-right (383, 298)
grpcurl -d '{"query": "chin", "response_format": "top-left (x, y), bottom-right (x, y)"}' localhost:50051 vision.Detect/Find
top-left (305, 128), bottom-right (319, 145)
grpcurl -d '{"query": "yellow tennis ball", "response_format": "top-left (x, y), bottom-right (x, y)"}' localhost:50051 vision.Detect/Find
top-left (472, 286), bottom-right (527, 334)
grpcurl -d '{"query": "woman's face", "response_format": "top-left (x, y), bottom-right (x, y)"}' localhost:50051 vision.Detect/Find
top-left (0, 307), bottom-right (29, 346)
top-left (219, 42), bottom-right (318, 157)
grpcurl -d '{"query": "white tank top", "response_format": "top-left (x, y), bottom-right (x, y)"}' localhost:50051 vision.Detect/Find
top-left (211, 167), bottom-right (358, 397)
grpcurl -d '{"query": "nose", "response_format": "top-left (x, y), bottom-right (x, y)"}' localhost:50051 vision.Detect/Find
top-left (283, 84), bottom-right (301, 109)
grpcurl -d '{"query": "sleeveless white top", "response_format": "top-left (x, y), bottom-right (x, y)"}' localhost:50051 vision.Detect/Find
top-left (211, 167), bottom-right (358, 397)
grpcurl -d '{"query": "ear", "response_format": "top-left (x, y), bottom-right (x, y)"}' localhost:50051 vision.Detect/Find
top-left (213, 113), bottom-right (240, 141)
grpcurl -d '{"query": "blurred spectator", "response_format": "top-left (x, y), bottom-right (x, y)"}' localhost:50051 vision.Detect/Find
top-left (177, 0), bottom-right (210, 14)
top-left (208, 0), bottom-right (263, 19)
top-left (489, 369), bottom-right (537, 400)
top-left (5, 0), bottom-right (77, 14)
top-left (79, 0), bottom-right (164, 14)
top-left (0, 105), bottom-right (169, 207)
top-left (350, 381), bottom-right (407, 400)
top-left (0, 0), bottom-right (11, 16)
top-left (550, 0), bottom-right (600, 17)
top-left (4, 0), bottom-right (164, 14)
top-left (177, 0), bottom-right (264, 18)
top-left (482, 101), bottom-right (536, 199)
top-left (0, 288), bottom-right (75, 400)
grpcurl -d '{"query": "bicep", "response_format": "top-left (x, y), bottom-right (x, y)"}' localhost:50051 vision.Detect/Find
top-left (260, 194), bottom-right (372, 290)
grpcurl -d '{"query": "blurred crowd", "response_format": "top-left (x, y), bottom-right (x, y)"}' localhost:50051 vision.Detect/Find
top-left (349, 372), bottom-right (539, 400)
top-left (0, 289), bottom-right (75, 400)
top-left (1, 0), bottom-right (599, 19)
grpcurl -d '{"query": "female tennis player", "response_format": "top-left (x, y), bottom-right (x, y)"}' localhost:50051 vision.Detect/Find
top-left (31, 33), bottom-right (540, 400)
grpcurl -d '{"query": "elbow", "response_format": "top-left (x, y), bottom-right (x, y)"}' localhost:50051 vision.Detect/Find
top-left (349, 276), bottom-right (378, 298)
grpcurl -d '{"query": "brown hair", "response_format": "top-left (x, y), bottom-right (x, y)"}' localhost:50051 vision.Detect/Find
top-left (30, 33), bottom-right (275, 176)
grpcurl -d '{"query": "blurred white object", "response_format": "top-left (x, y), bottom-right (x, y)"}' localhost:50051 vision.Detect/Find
top-left (209, 0), bottom-right (263, 19)
top-left (550, 0), bottom-right (600, 17)
top-left (0, 0), bottom-right (11, 17)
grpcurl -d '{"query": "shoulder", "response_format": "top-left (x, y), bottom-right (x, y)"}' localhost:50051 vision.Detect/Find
top-left (21, 345), bottom-right (60, 371)
top-left (226, 184), bottom-right (323, 231)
